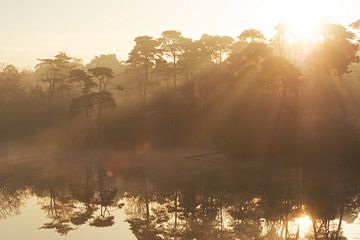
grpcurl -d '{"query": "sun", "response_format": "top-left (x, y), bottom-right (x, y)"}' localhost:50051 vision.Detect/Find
top-left (272, 0), bottom-right (326, 40)
top-left (286, 17), bottom-right (322, 40)
top-left (285, 12), bottom-right (323, 41)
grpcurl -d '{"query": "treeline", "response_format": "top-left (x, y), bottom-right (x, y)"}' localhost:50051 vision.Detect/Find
top-left (2, 21), bottom-right (360, 163)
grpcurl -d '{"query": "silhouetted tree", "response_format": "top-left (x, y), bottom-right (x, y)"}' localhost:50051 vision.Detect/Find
top-left (314, 23), bottom-right (359, 80)
top-left (127, 36), bottom-right (160, 112)
top-left (35, 52), bottom-right (74, 123)
top-left (69, 69), bottom-right (97, 139)
top-left (239, 29), bottom-right (265, 43)
top-left (160, 30), bottom-right (187, 99)
top-left (199, 34), bottom-right (234, 64)
top-left (88, 67), bottom-right (116, 138)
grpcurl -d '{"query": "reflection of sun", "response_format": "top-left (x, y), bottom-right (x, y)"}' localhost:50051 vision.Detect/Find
top-left (294, 215), bottom-right (313, 238)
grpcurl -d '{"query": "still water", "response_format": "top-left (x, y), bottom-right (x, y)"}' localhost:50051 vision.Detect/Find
top-left (0, 150), bottom-right (359, 239)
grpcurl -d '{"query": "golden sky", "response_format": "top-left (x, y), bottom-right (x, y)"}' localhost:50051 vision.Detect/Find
top-left (0, 0), bottom-right (359, 67)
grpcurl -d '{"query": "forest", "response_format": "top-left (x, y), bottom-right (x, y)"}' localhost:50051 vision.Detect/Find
top-left (2, 20), bottom-right (360, 167)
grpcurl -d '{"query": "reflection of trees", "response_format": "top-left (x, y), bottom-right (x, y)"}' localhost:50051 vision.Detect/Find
top-left (70, 204), bottom-right (96, 226)
top-left (39, 188), bottom-right (76, 235)
top-left (124, 177), bottom-right (167, 240)
top-left (121, 162), bottom-right (359, 240)
top-left (180, 194), bottom-right (233, 240)
top-left (1, 154), bottom-right (359, 239)
top-left (228, 197), bottom-right (262, 239)
top-left (261, 169), bottom-right (303, 239)
top-left (304, 165), bottom-right (360, 240)
top-left (36, 158), bottom-right (119, 234)
top-left (70, 162), bottom-right (97, 226)
top-left (0, 186), bottom-right (27, 218)
top-left (88, 163), bottom-right (118, 227)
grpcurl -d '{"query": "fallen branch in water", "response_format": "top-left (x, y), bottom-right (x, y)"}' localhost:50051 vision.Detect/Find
top-left (184, 157), bottom-right (220, 164)
top-left (183, 151), bottom-right (223, 160)
top-left (183, 151), bottom-right (224, 164)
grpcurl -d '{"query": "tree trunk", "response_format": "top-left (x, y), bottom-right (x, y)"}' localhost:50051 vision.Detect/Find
top-left (285, 224), bottom-right (288, 240)
top-left (220, 194), bottom-right (223, 231)
top-left (144, 61), bottom-right (149, 116)
top-left (174, 188), bottom-right (178, 238)
top-left (98, 168), bottom-right (104, 205)
top-left (85, 104), bottom-right (92, 141)
top-left (312, 218), bottom-right (318, 240)
top-left (296, 224), bottom-right (300, 240)
top-left (47, 80), bottom-right (53, 124)
top-left (173, 54), bottom-right (177, 100)
top-left (97, 105), bottom-right (102, 140)
top-left (145, 177), bottom-right (150, 229)
top-left (335, 203), bottom-right (345, 240)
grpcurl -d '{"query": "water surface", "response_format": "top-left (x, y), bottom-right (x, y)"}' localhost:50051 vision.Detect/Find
top-left (0, 150), bottom-right (359, 239)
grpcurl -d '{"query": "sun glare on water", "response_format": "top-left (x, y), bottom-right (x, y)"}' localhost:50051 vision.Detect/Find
top-left (294, 215), bottom-right (313, 238)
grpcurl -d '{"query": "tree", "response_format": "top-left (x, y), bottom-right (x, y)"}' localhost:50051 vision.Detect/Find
top-left (273, 22), bottom-right (289, 57)
top-left (228, 41), bottom-right (271, 80)
top-left (178, 39), bottom-right (202, 101)
top-left (160, 30), bottom-right (187, 99)
top-left (35, 52), bottom-right (74, 122)
top-left (321, 23), bottom-right (356, 41)
top-left (87, 67), bottom-right (116, 138)
top-left (260, 56), bottom-right (302, 160)
top-left (260, 56), bottom-right (302, 97)
top-left (69, 69), bottom-right (97, 137)
top-left (70, 67), bottom-right (116, 142)
top-left (350, 19), bottom-right (360, 29)
top-left (88, 67), bottom-right (113, 92)
top-left (0, 65), bottom-right (23, 104)
top-left (314, 23), bottom-right (359, 80)
top-left (127, 36), bottom-right (160, 112)
top-left (199, 34), bottom-right (234, 64)
top-left (239, 29), bottom-right (265, 43)
top-left (87, 54), bottom-right (122, 70)
top-left (69, 69), bottom-right (97, 95)
top-left (213, 36), bottom-right (234, 64)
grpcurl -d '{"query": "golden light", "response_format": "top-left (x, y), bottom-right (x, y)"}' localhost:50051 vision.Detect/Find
top-left (294, 215), bottom-right (313, 238)
top-left (271, 0), bottom-right (328, 40)
top-left (287, 17), bottom-right (322, 41)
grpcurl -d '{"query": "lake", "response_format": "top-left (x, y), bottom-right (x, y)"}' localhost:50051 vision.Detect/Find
top-left (0, 150), bottom-right (359, 239)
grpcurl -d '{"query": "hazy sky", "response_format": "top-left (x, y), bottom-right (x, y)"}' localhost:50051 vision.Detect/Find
top-left (1, 0), bottom-right (359, 68)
